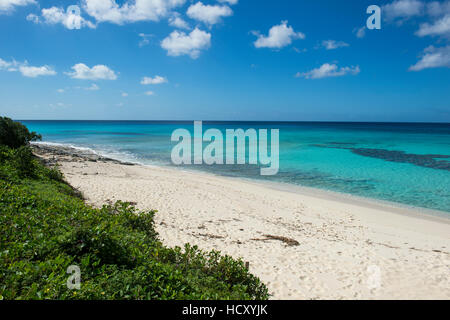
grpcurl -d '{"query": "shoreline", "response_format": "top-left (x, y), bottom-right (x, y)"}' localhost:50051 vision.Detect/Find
top-left (254, 179), bottom-right (450, 223)
top-left (32, 143), bottom-right (450, 299)
top-left (32, 142), bottom-right (450, 220)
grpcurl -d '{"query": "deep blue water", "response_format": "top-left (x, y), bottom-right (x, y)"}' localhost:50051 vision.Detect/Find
top-left (21, 121), bottom-right (450, 213)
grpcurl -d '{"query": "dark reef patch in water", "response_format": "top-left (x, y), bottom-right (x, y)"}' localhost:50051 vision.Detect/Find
top-left (350, 148), bottom-right (450, 171)
top-left (312, 144), bottom-right (450, 171)
top-left (328, 142), bottom-right (357, 146)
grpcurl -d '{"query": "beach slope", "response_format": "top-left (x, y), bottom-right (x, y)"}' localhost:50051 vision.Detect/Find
top-left (34, 144), bottom-right (450, 300)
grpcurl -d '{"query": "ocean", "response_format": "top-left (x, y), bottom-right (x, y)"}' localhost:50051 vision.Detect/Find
top-left (21, 121), bottom-right (450, 214)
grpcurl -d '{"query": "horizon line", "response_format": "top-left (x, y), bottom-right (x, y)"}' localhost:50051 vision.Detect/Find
top-left (16, 119), bottom-right (450, 125)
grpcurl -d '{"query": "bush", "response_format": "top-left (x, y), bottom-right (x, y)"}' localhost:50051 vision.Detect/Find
top-left (0, 117), bottom-right (41, 148)
top-left (0, 143), bottom-right (269, 300)
top-left (14, 146), bottom-right (37, 178)
top-left (0, 145), bottom-right (38, 180)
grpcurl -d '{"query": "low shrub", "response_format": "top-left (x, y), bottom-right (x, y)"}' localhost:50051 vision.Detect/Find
top-left (0, 144), bottom-right (268, 300)
top-left (0, 117), bottom-right (41, 149)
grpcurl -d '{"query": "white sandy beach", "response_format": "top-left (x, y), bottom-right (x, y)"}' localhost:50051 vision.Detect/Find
top-left (35, 147), bottom-right (450, 300)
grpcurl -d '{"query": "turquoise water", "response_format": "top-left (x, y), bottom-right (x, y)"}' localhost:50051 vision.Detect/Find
top-left (21, 121), bottom-right (450, 213)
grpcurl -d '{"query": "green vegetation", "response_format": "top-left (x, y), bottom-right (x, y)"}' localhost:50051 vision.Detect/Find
top-left (0, 117), bottom-right (41, 149)
top-left (0, 119), bottom-right (268, 300)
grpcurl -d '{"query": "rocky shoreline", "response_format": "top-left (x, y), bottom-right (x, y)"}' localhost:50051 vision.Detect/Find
top-left (31, 143), bottom-right (136, 167)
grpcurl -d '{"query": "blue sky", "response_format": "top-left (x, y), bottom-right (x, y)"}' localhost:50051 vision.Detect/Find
top-left (0, 0), bottom-right (449, 122)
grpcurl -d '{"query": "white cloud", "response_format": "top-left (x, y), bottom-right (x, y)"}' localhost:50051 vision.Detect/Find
top-left (0, 58), bottom-right (18, 71)
top-left (381, 1), bottom-right (450, 39)
top-left (218, 0), bottom-right (238, 5)
top-left (1, 57), bottom-right (56, 77)
top-left (382, 0), bottom-right (424, 21)
top-left (169, 13), bottom-right (190, 29)
top-left (26, 13), bottom-right (39, 23)
top-left (57, 88), bottom-right (65, 93)
top-left (121, 92), bottom-right (128, 97)
top-left (0, 0), bottom-right (35, 14)
top-left (19, 65), bottom-right (57, 78)
top-left (187, 2), bottom-right (232, 25)
top-left (354, 26), bottom-right (366, 38)
top-left (321, 40), bottom-right (349, 50)
top-left (83, 0), bottom-right (186, 25)
top-left (296, 63), bottom-right (360, 79)
top-left (141, 75), bottom-right (168, 85)
top-left (161, 28), bottom-right (211, 59)
top-left (0, 59), bottom-right (10, 69)
top-left (409, 45), bottom-right (450, 71)
top-left (253, 21), bottom-right (305, 49)
top-left (86, 83), bottom-right (100, 90)
top-left (416, 14), bottom-right (450, 37)
top-left (27, 6), bottom-right (96, 29)
top-left (144, 90), bottom-right (155, 95)
top-left (427, 1), bottom-right (450, 17)
top-left (66, 63), bottom-right (118, 80)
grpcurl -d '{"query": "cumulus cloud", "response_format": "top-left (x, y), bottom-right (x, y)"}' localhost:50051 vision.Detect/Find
top-left (19, 65), bottom-right (56, 78)
top-left (82, 0), bottom-right (186, 25)
top-left (253, 21), bottom-right (305, 49)
top-left (141, 75), bottom-right (168, 85)
top-left (144, 90), bottom-right (155, 95)
top-left (169, 13), bottom-right (190, 29)
top-left (0, 57), bottom-right (56, 77)
top-left (416, 14), bottom-right (450, 37)
top-left (382, 0), bottom-right (450, 35)
top-left (427, 0), bottom-right (450, 17)
top-left (161, 28), bottom-right (211, 59)
top-left (382, 0), bottom-right (424, 21)
top-left (409, 45), bottom-right (450, 71)
top-left (321, 40), bottom-right (349, 50)
top-left (27, 6), bottom-right (96, 29)
top-left (187, 2), bottom-right (232, 25)
top-left (66, 63), bottom-right (118, 80)
top-left (0, 0), bottom-right (35, 14)
top-left (296, 63), bottom-right (360, 79)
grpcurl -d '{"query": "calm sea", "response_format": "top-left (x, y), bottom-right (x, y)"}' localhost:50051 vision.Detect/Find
top-left (21, 121), bottom-right (450, 214)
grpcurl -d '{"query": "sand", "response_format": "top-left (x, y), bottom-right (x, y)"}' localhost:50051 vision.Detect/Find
top-left (34, 145), bottom-right (450, 300)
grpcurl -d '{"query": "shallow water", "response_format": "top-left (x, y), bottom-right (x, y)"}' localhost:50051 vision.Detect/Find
top-left (22, 121), bottom-right (450, 213)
